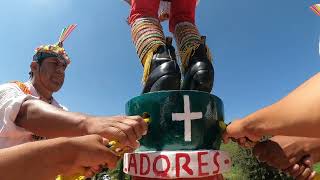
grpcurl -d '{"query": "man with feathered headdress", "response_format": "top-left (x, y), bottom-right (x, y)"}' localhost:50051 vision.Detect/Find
top-left (0, 25), bottom-right (148, 179)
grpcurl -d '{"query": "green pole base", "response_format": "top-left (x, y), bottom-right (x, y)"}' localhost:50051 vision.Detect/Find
top-left (125, 90), bottom-right (225, 151)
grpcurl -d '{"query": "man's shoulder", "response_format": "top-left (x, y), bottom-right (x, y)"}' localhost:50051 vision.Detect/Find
top-left (0, 82), bottom-right (26, 107)
top-left (0, 82), bottom-right (23, 94)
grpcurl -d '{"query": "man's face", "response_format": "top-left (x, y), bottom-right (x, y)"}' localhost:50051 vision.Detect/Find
top-left (37, 57), bottom-right (67, 92)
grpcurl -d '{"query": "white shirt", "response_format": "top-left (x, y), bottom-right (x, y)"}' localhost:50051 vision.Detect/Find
top-left (0, 81), bottom-right (67, 148)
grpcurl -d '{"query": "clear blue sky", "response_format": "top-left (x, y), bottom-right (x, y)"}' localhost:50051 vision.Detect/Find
top-left (0, 0), bottom-right (319, 123)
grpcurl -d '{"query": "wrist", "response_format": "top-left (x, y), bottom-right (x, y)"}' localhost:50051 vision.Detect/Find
top-left (78, 114), bottom-right (92, 135)
top-left (304, 138), bottom-right (320, 163)
top-left (242, 114), bottom-right (265, 139)
top-left (46, 137), bottom-right (78, 174)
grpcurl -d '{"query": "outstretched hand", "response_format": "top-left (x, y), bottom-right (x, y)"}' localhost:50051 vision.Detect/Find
top-left (85, 115), bottom-right (148, 149)
top-left (62, 135), bottom-right (120, 177)
top-left (252, 136), bottom-right (320, 180)
top-left (284, 157), bottom-right (316, 180)
top-left (222, 119), bottom-right (262, 147)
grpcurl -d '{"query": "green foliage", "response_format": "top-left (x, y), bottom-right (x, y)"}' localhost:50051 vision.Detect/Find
top-left (314, 163), bottom-right (320, 173)
top-left (221, 142), bottom-right (293, 180)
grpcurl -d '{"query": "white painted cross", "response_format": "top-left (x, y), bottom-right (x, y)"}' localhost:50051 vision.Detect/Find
top-left (172, 95), bottom-right (203, 142)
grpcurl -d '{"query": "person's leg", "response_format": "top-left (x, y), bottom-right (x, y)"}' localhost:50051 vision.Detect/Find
top-left (129, 0), bottom-right (160, 24)
top-left (129, 0), bottom-right (163, 68)
top-left (170, 0), bottom-right (200, 67)
top-left (169, 0), bottom-right (196, 33)
top-left (128, 0), bottom-right (181, 93)
top-left (170, 0), bottom-right (214, 92)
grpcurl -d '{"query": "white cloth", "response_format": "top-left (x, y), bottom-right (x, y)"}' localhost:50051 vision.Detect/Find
top-left (0, 81), bottom-right (66, 148)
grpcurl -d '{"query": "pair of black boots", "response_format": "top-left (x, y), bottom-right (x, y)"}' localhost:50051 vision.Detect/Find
top-left (142, 36), bottom-right (214, 94)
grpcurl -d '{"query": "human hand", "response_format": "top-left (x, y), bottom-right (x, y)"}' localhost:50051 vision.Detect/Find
top-left (85, 115), bottom-right (148, 149)
top-left (252, 136), bottom-right (316, 170)
top-left (285, 157), bottom-right (316, 180)
top-left (222, 119), bottom-right (262, 147)
top-left (62, 135), bottom-right (120, 177)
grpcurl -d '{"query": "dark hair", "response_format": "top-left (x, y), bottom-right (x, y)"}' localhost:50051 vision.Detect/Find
top-left (29, 52), bottom-right (58, 78)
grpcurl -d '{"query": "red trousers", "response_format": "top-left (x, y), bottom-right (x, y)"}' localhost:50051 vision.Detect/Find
top-left (129, 0), bottom-right (196, 32)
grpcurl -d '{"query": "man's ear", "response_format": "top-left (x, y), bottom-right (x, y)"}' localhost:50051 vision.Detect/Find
top-left (30, 62), bottom-right (39, 73)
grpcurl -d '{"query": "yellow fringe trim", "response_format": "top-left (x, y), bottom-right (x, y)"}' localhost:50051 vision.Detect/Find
top-left (180, 44), bottom-right (213, 71)
top-left (142, 44), bottom-right (162, 84)
top-left (56, 174), bottom-right (85, 180)
top-left (180, 44), bottom-right (200, 69)
top-left (314, 174), bottom-right (320, 180)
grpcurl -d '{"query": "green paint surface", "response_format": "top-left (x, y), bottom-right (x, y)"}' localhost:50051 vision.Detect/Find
top-left (125, 90), bottom-right (225, 151)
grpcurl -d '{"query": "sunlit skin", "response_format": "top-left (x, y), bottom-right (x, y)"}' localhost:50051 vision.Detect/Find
top-left (30, 57), bottom-right (67, 103)
top-left (7, 55), bottom-right (148, 178)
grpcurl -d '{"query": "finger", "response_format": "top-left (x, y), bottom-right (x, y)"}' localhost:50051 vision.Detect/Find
top-left (127, 116), bottom-right (148, 135)
top-left (288, 164), bottom-right (304, 178)
top-left (102, 138), bottom-right (110, 146)
top-left (100, 148), bottom-right (121, 169)
top-left (302, 156), bottom-right (313, 167)
top-left (84, 169), bottom-right (94, 178)
top-left (108, 124), bottom-right (139, 148)
top-left (119, 117), bottom-right (144, 140)
top-left (307, 171), bottom-right (316, 180)
top-left (289, 154), bottom-right (308, 166)
top-left (297, 168), bottom-right (312, 180)
top-left (91, 165), bottom-right (102, 174)
top-left (222, 132), bottom-right (230, 144)
top-left (117, 122), bottom-right (140, 148)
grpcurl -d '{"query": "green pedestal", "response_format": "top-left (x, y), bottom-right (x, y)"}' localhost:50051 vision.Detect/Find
top-left (125, 90), bottom-right (225, 151)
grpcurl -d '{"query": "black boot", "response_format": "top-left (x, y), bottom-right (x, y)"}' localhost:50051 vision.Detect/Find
top-left (181, 36), bottom-right (214, 93)
top-left (142, 37), bottom-right (181, 94)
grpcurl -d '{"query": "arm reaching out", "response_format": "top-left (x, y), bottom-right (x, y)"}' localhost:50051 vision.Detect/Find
top-left (224, 72), bottom-right (320, 143)
top-left (0, 135), bottom-right (119, 180)
top-left (16, 99), bottom-right (148, 148)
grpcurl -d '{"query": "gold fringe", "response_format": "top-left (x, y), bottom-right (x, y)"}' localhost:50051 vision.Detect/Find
top-left (142, 44), bottom-right (162, 84)
top-left (56, 174), bottom-right (85, 180)
top-left (180, 44), bottom-right (200, 69)
top-left (181, 45), bottom-right (213, 67)
top-left (180, 44), bottom-right (214, 72)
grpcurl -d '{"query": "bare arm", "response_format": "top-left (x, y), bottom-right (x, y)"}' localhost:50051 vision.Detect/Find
top-left (15, 99), bottom-right (148, 148)
top-left (0, 135), bottom-right (119, 180)
top-left (245, 72), bottom-right (320, 137)
top-left (15, 99), bottom-right (88, 138)
top-left (224, 73), bottom-right (320, 142)
top-left (0, 137), bottom-right (72, 180)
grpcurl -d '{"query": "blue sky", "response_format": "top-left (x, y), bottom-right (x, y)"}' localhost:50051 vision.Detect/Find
top-left (0, 0), bottom-right (319, 123)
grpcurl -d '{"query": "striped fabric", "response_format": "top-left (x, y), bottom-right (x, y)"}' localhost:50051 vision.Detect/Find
top-left (174, 22), bottom-right (202, 68)
top-left (131, 17), bottom-right (166, 83)
top-left (131, 17), bottom-right (166, 65)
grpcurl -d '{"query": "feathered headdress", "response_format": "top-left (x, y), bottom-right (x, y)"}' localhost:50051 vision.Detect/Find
top-left (33, 24), bottom-right (77, 65)
top-left (310, 4), bottom-right (320, 16)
